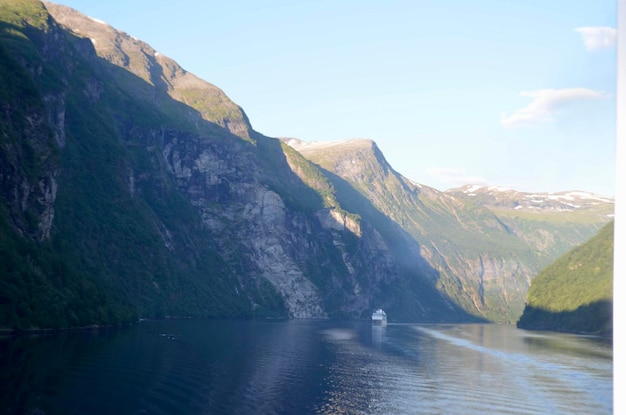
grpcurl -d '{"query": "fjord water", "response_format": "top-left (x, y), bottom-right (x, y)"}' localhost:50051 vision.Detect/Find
top-left (1, 320), bottom-right (611, 415)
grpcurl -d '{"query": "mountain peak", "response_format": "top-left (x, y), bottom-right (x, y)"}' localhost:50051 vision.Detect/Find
top-left (454, 184), bottom-right (517, 194)
top-left (283, 138), bottom-right (376, 152)
top-left (44, 1), bottom-right (254, 140)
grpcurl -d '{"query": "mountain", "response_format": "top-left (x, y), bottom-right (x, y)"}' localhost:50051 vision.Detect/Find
top-left (446, 185), bottom-right (613, 261)
top-left (285, 139), bottom-right (613, 322)
top-left (0, 0), bottom-right (477, 329)
top-left (0, 0), bottom-right (613, 330)
top-left (516, 221), bottom-right (613, 335)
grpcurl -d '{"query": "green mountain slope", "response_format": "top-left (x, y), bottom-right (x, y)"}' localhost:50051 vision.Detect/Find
top-left (447, 185), bottom-right (613, 264)
top-left (1, 0), bottom-right (478, 330)
top-left (286, 140), bottom-right (612, 322)
top-left (517, 221), bottom-right (613, 335)
top-left (0, 0), bottom-right (258, 329)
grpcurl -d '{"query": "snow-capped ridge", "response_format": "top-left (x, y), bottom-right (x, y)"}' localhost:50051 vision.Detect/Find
top-left (452, 185), bottom-right (613, 203)
top-left (284, 138), bottom-right (375, 151)
top-left (445, 184), bottom-right (613, 218)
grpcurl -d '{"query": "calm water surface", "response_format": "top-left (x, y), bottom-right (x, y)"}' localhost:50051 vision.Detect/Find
top-left (0, 320), bottom-right (612, 414)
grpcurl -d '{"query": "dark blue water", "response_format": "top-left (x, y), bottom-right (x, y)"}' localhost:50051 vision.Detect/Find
top-left (0, 320), bottom-right (612, 414)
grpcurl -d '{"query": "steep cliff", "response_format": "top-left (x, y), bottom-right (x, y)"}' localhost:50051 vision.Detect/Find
top-left (286, 139), bottom-right (612, 322)
top-left (1, 0), bottom-right (255, 327)
top-left (0, 1), bottom-right (60, 242)
top-left (1, 0), bottom-right (475, 329)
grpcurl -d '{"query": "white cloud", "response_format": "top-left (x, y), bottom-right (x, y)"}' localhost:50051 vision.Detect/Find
top-left (575, 26), bottom-right (617, 51)
top-left (426, 167), bottom-right (488, 188)
top-left (500, 88), bottom-right (605, 128)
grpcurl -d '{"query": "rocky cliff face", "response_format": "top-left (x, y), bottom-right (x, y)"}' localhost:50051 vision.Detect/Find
top-left (156, 129), bottom-right (328, 318)
top-left (0, 3), bottom-right (63, 242)
top-left (45, 2), bottom-right (338, 319)
top-left (286, 139), bottom-right (613, 322)
top-left (0, 81), bottom-right (59, 241)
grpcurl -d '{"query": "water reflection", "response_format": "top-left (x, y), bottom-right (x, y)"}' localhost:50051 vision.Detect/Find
top-left (317, 322), bottom-right (385, 414)
top-left (371, 324), bottom-right (385, 349)
top-left (316, 323), bottom-right (612, 414)
top-left (0, 321), bottom-right (613, 415)
top-left (0, 330), bottom-right (124, 415)
top-left (521, 330), bottom-right (612, 359)
top-left (228, 321), bottom-right (326, 414)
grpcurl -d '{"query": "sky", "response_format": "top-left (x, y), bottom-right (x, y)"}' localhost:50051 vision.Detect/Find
top-left (54, 0), bottom-right (617, 196)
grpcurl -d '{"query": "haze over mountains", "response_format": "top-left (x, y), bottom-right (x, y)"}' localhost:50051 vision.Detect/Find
top-left (0, 0), bottom-right (614, 330)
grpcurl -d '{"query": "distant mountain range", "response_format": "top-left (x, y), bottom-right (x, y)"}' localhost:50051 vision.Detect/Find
top-left (0, 0), bottom-right (614, 330)
top-left (448, 185), bottom-right (613, 213)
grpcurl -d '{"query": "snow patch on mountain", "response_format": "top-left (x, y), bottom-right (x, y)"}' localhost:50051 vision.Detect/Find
top-left (88, 16), bottom-right (107, 26)
top-left (454, 185), bottom-right (613, 204)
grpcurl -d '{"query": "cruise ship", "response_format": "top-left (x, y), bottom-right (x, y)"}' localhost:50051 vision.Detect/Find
top-left (371, 308), bottom-right (387, 325)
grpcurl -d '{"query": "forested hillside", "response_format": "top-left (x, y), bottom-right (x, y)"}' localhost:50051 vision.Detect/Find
top-left (517, 221), bottom-right (613, 335)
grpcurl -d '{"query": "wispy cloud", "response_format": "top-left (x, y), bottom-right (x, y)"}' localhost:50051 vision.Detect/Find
top-left (575, 26), bottom-right (617, 51)
top-left (500, 88), bottom-right (605, 128)
top-left (426, 168), bottom-right (488, 189)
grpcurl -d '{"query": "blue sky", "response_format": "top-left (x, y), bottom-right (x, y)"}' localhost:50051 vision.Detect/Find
top-left (54, 0), bottom-right (617, 196)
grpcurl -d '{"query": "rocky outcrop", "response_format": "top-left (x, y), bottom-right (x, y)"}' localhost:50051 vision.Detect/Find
top-left (316, 208), bottom-right (361, 236)
top-left (245, 189), bottom-right (326, 318)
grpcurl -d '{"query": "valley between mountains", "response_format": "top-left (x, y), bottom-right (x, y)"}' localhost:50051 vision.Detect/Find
top-left (0, 0), bottom-right (613, 330)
